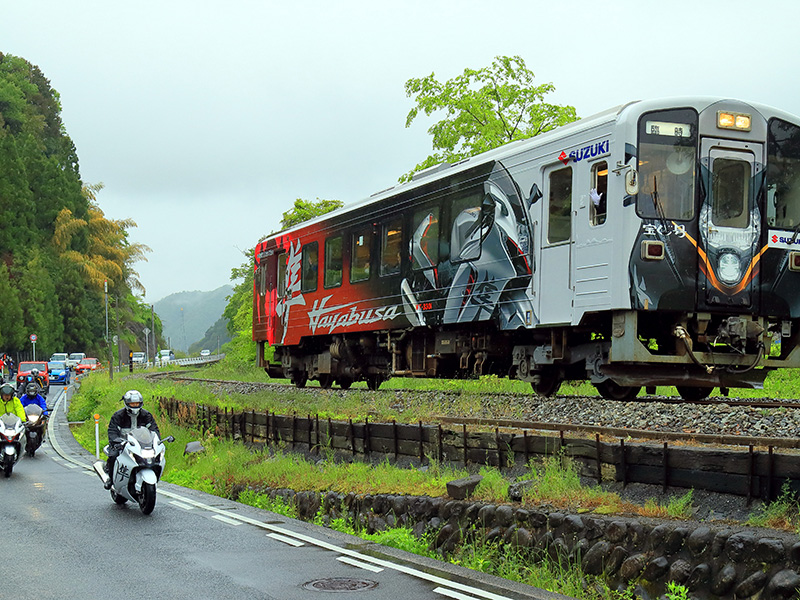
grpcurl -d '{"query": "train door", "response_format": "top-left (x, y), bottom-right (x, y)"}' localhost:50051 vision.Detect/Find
top-left (571, 158), bottom-right (613, 318)
top-left (537, 163), bottom-right (574, 324)
top-left (698, 138), bottom-right (764, 310)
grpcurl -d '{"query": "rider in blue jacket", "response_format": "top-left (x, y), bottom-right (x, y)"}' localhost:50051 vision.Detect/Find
top-left (20, 383), bottom-right (48, 416)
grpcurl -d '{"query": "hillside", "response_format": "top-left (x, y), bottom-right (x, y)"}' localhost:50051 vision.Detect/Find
top-left (154, 285), bottom-right (233, 352)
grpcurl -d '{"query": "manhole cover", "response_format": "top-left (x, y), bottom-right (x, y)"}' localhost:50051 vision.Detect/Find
top-left (302, 577), bottom-right (379, 592)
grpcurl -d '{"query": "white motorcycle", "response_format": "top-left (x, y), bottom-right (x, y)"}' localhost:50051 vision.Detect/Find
top-left (0, 413), bottom-right (26, 477)
top-left (92, 427), bottom-right (174, 514)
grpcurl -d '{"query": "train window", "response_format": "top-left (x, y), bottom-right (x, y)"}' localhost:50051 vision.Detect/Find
top-left (637, 108), bottom-right (698, 221)
top-left (324, 236), bottom-right (343, 288)
top-left (301, 242), bottom-right (318, 293)
top-left (548, 167), bottom-right (572, 243)
top-left (767, 118), bottom-right (800, 229)
top-left (711, 158), bottom-right (750, 228)
top-left (276, 252), bottom-right (287, 298)
top-left (350, 228), bottom-right (371, 283)
top-left (256, 262), bottom-right (268, 297)
top-left (450, 192), bottom-right (484, 262)
top-left (590, 161), bottom-right (608, 226)
top-left (411, 207), bottom-right (440, 270)
top-left (380, 219), bottom-right (403, 276)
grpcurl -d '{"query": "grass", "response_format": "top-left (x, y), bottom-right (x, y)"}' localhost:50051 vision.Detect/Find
top-left (747, 481), bottom-right (800, 532)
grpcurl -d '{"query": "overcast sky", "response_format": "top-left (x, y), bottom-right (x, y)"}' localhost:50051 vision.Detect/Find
top-left (3, 0), bottom-right (799, 302)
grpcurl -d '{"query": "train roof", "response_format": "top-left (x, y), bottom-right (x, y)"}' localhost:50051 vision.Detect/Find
top-left (264, 96), bottom-right (800, 241)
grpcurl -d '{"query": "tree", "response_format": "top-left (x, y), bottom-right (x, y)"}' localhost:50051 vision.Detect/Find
top-left (280, 198), bottom-right (343, 230)
top-left (403, 55), bottom-right (579, 180)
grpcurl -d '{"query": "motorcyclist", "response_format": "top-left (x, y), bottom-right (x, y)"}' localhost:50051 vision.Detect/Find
top-left (20, 383), bottom-right (48, 417)
top-left (104, 390), bottom-right (160, 489)
top-left (0, 382), bottom-right (27, 421)
top-left (20, 383), bottom-right (48, 451)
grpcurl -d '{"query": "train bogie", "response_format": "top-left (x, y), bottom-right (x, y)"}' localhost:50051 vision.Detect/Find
top-left (254, 97), bottom-right (800, 395)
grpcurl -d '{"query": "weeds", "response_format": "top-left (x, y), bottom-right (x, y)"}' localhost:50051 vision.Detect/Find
top-left (641, 490), bottom-right (694, 519)
top-left (747, 481), bottom-right (800, 531)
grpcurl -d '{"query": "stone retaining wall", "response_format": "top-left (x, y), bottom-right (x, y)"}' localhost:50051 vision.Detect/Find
top-left (251, 486), bottom-right (800, 600)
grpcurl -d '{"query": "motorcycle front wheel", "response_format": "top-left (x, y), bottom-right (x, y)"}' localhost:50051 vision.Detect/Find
top-left (110, 490), bottom-right (128, 505)
top-left (3, 462), bottom-right (12, 478)
top-left (138, 482), bottom-right (156, 515)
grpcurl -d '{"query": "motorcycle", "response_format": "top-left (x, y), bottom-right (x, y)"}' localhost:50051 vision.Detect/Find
top-left (92, 427), bottom-right (174, 515)
top-left (0, 413), bottom-right (25, 477)
top-left (23, 404), bottom-right (46, 457)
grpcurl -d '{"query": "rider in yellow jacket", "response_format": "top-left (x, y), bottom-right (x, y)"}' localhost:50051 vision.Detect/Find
top-left (0, 383), bottom-right (27, 421)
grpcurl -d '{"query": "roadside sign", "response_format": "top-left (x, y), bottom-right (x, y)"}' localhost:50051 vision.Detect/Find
top-left (29, 334), bottom-right (37, 342)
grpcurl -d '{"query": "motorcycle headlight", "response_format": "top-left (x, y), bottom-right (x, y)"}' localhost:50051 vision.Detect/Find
top-left (718, 252), bottom-right (742, 284)
top-left (140, 448), bottom-right (156, 459)
top-left (27, 415), bottom-right (39, 424)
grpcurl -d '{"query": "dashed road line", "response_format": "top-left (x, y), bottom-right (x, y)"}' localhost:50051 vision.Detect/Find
top-left (337, 556), bottom-right (384, 572)
top-left (267, 532), bottom-right (305, 547)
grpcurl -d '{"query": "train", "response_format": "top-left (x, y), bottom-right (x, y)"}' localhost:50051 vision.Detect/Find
top-left (253, 97), bottom-right (800, 400)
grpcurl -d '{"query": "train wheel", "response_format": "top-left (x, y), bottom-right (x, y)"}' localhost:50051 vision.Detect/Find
top-left (595, 380), bottom-right (641, 401)
top-left (338, 378), bottom-right (352, 390)
top-left (291, 372), bottom-right (307, 389)
top-left (366, 375), bottom-right (382, 391)
top-left (531, 371), bottom-right (561, 398)
top-left (319, 375), bottom-right (333, 389)
top-left (676, 386), bottom-right (712, 401)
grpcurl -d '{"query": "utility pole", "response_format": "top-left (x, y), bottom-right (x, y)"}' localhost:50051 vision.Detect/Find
top-left (151, 305), bottom-right (155, 366)
top-left (105, 280), bottom-right (113, 381)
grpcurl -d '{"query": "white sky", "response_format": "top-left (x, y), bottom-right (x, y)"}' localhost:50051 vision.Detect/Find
top-left (3, 0), bottom-right (799, 302)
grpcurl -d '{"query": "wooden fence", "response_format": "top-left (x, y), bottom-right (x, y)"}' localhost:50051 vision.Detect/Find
top-left (159, 396), bottom-right (800, 502)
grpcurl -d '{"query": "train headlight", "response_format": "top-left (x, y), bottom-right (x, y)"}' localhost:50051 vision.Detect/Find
top-left (717, 111), bottom-right (752, 132)
top-left (718, 252), bottom-right (742, 284)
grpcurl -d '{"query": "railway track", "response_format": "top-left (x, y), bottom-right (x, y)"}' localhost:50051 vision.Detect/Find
top-left (153, 373), bottom-right (800, 410)
top-left (146, 372), bottom-right (800, 449)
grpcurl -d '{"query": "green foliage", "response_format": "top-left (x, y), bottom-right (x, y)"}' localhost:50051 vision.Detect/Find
top-left (665, 581), bottom-right (690, 600)
top-left (280, 197), bottom-right (344, 230)
top-left (643, 490), bottom-right (694, 519)
top-left (747, 481), bottom-right (800, 531)
top-left (403, 55), bottom-right (578, 181)
top-left (237, 489), bottom-right (298, 518)
top-left (0, 52), bottom-right (150, 357)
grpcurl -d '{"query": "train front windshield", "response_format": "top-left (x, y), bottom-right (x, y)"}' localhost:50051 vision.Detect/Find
top-left (767, 118), bottom-right (800, 230)
top-left (636, 108), bottom-right (698, 221)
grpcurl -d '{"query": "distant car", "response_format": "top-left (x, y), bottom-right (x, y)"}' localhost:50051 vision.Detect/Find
top-left (74, 358), bottom-right (102, 375)
top-left (200, 349), bottom-right (211, 357)
top-left (66, 352), bottom-right (86, 370)
top-left (132, 352), bottom-right (146, 365)
top-left (48, 361), bottom-right (70, 385)
top-left (17, 361), bottom-right (50, 395)
top-left (50, 352), bottom-right (69, 363)
top-left (157, 350), bottom-right (175, 364)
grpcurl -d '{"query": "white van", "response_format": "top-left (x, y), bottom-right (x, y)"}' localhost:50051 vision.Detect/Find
top-left (157, 350), bottom-right (175, 364)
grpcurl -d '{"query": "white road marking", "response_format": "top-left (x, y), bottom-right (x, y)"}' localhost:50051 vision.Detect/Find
top-left (267, 532), bottom-right (305, 547)
top-left (169, 500), bottom-right (195, 510)
top-left (337, 556), bottom-right (383, 572)
top-left (434, 588), bottom-right (485, 600)
top-left (212, 514), bottom-right (242, 526)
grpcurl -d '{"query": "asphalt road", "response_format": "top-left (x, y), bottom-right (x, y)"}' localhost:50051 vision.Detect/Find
top-left (0, 384), bottom-right (567, 600)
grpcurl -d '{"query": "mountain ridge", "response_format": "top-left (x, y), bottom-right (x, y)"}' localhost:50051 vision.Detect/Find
top-left (154, 285), bottom-right (233, 352)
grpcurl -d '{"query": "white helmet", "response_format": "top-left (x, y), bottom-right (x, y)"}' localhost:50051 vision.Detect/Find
top-left (122, 390), bottom-right (143, 416)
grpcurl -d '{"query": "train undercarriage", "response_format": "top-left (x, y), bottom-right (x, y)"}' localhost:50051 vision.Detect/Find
top-left (260, 310), bottom-right (800, 399)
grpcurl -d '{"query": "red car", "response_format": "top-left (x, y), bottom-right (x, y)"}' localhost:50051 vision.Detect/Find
top-left (16, 361), bottom-right (50, 395)
top-left (74, 358), bottom-right (102, 375)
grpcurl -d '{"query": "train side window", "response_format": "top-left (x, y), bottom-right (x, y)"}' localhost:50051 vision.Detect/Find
top-left (301, 242), bottom-right (318, 293)
top-left (450, 193), bottom-right (483, 262)
top-left (256, 262), bottom-right (268, 297)
top-left (276, 252), bottom-right (287, 297)
top-left (324, 236), bottom-right (343, 288)
top-left (350, 228), bottom-right (371, 283)
top-left (590, 161), bottom-right (608, 226)
top-left (380, 219), bottom-right (403, 276)
top-left (548, 167), bottom-right (572, 243)
top-left (411, 207), bottom-right (440, 270)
